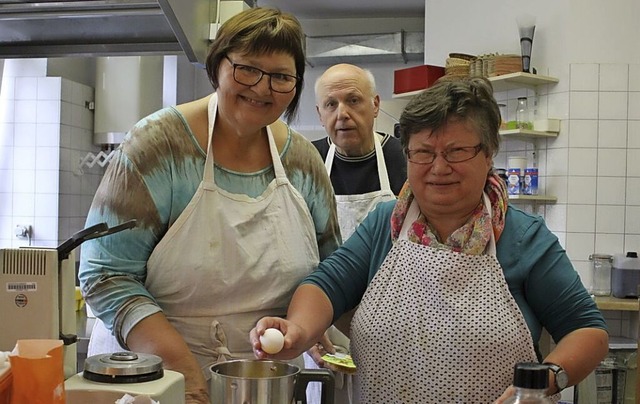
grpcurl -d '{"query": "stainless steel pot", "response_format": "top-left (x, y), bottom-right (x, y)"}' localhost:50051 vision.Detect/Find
top-left (210, 359), bottom-right (334, 404)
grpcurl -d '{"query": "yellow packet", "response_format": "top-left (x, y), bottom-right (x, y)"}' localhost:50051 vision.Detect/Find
top-left (321, 352), bottom-right (357, 374)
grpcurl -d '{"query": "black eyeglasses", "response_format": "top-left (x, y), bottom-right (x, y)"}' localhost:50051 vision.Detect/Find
top-left (224, 56), bottom-right (299, 94)
top-left (406, 144), bottom-right (484, 165)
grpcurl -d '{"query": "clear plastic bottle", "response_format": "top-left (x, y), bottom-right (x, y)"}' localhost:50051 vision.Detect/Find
top-left (503, 362), bottom-right (553, 404)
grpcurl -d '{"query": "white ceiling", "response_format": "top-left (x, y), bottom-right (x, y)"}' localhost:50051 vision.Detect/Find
top-left (256, 0), bottom-right (425, 19)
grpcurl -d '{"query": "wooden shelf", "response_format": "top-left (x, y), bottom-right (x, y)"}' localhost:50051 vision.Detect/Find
top-left (488, 72), bottom-right (559, 92)
top-left (391, 72), bottom-right (559, 99)
top-left (595, 296), bottom-right (639, 311)
top-left (508, 194), bottom-right (557, 203)
top-left (499, 129), bottom-right (559, 139)
top-left (391, 89), bottom-right (422, 100)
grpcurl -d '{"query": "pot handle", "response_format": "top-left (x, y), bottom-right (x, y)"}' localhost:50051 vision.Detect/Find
top-left (294, 368), bottom-right (335, 404)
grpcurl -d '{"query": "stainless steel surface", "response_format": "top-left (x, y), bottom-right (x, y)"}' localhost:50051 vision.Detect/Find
top-left (210, 359), bottom-right (335, 404)
top-left (84, 352), bottom-right (163, 377)
top-left (258, 0), bottom-right (424, 19)
top-left (0, 0), bottom-right (213, 66)
top-left (158, 0), bottom-right (214, 68)
top-left (93, 132), bottom-right (126, 146)
top-left (211, 360), bottom-right (297, 404)
top-left (306, 31), bottom-right (424, 66)
top-left (0, 0), bottom-right (422, 65)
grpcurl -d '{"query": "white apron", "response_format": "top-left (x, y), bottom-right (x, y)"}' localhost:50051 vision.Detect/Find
top-left (89, 94), bottom-right (318, 377)
top-left (350, 195), bottom-right (540, 403)
top-left (324, 132), bottom-right (396, 241)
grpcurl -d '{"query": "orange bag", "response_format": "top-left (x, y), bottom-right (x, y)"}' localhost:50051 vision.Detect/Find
top-left (9, 339), bottom-right (65, 404)
top-left (0, 365), bottom-right (11, 404)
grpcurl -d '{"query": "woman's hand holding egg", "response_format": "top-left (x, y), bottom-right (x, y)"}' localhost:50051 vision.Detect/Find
top-left (259, 328), bottom-right (285, 354)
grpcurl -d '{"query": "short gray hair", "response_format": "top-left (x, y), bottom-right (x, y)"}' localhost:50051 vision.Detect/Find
top-left (399, 77), bottom-right (501, 157)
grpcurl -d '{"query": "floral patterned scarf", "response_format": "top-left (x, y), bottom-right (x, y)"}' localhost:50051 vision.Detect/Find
top-left (390, 173), bottom-right (508, 255)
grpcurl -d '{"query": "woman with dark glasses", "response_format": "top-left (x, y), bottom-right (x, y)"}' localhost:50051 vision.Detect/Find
top-left (79, 7), bottom-right (340, 403)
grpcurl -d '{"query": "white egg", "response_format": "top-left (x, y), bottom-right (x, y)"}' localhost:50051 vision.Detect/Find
top-left (260, 328), bottom-right (285, 354)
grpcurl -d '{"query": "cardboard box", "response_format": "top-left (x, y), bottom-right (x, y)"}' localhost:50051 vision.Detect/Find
top-left (394, 65), bottom-right (445, 95)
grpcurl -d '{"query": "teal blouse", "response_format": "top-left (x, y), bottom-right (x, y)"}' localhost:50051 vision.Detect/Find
top-left (303, 200), bottom-right (606, 357)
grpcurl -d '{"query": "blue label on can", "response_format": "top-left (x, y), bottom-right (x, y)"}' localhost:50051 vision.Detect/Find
top-left (523, 168), bottom-right (538, 195)
top-left (507, 168), bottom-right (521, 195)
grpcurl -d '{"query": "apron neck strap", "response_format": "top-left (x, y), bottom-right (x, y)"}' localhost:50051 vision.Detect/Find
top-left (324, 132), bottom-right (391, 192)
top-left (205, 94), bottom-right (287, 182)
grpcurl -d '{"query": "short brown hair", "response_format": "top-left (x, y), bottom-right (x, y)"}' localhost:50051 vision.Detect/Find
top-left (205, 7), bottom-right (306, 122)
top-left (399, 77), bottom-right (501, 157)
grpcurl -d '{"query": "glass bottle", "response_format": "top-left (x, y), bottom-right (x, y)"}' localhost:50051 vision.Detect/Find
top-left (503, 362), bottom-right (553, 403)
top-left (589, 254), bottom-right (613, 296)
top-left (516, 97), bottom-right (531, 129)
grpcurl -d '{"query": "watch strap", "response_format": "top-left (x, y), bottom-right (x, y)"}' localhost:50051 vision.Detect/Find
top-left (543, 362), bottom-right (568, 392)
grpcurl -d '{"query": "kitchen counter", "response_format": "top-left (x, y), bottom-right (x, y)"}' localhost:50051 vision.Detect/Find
top-left (594, 296), bottom-right (639, 311)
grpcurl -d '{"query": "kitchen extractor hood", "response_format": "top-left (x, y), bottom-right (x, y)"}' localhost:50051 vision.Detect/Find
top-left (305, 30), bottom-right (424, 66)
top-left (0, 0), bottom-right (215, 67)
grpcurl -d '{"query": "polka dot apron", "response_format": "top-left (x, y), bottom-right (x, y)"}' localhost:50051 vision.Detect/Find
top-left (350, 196), bottom-right (539, 403)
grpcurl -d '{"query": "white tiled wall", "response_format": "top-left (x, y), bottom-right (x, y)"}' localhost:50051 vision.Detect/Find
top-left (0, 59), bottom-right (103, 249)
top-left (58, 78), bottom-right (103, 245)
top-left (488, 63), bottom-right (640, 339)
top-left (489, 64), bottom-right (640, 297)
top-left (565, 63), bottom-right (640, 286)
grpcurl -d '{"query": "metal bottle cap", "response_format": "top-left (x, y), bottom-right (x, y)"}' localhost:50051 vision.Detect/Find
top-left (589, 253), bottom-right (613, 262)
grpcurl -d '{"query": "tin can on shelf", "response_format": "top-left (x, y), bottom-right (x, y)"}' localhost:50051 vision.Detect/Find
top-left (523, 168), bottom-right (538, 195)
top-left (507, 168), bottom-right (521, 195)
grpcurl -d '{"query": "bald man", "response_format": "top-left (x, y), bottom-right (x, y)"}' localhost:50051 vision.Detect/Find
top-left (312, 63), bottom-right (406, 241)
top-left (307, 64), bottom-right (407, 404)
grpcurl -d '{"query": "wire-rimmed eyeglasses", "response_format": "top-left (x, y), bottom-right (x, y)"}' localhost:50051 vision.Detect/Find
top-left (224, 55), bottom-right (299, 94)
top-left (406, 144), bottom-right (484, 164)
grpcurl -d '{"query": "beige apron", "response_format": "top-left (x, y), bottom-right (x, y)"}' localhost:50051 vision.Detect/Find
top-left (350, 195), bottom-right (539, 403)
top-left (324, 132), bottom-right (396, 241)
top-left (89, 94), bottom-right (318, 377)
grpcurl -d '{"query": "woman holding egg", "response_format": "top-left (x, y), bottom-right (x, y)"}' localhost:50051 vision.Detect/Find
top-left (252, 77), bottom-right (608, 403)
top-left (79, 7), bottom-right (340, 404)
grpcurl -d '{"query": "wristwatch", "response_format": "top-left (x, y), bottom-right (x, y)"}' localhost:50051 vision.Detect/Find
top-left (544, 362), bottom-right (569, 393)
